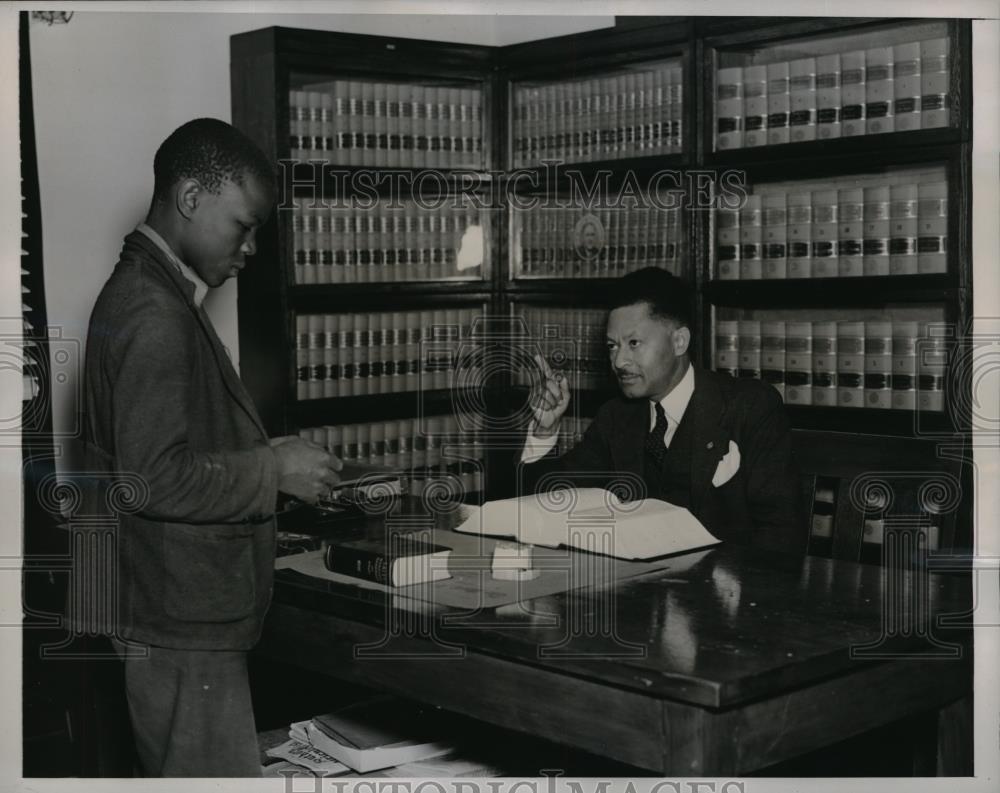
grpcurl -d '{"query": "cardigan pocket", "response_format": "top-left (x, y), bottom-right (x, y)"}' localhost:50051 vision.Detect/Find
top-left (162, 523), bottom-right (256, 623)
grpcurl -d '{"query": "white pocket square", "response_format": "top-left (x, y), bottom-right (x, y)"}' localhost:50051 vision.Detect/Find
top-left (711, 441), bottom-right (741, 487)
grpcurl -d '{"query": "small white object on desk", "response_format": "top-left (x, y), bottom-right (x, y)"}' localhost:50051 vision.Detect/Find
top-left (491, 541), bottom-right (541, 581)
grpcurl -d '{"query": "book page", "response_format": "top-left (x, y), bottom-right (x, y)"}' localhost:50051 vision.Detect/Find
top-left (455, 488), bottom-right (719, 560)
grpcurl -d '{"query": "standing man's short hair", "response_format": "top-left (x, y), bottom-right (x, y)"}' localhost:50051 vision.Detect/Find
top-left (152, 117), bottom-right (276, 199)
top-left (607, 266), bottom-right (694, 330)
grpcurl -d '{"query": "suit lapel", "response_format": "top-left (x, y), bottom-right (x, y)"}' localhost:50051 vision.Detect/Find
top-left (609, 400), bottom-right (648, 480)
top-left (686, 368), bottom-right (728, 515)
top-left (127, 233), bottom-right (268, 438)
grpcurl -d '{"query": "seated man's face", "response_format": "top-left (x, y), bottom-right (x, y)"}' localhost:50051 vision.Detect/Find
top-left (606, 301), bottom-right (689, 402)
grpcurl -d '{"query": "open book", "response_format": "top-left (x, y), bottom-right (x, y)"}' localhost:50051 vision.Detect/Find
top-left (455, 488), bottom-right (720, 561)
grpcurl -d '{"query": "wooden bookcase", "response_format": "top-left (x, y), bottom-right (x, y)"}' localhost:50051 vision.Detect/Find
top-left (231, 17), bottom-right (974, 550)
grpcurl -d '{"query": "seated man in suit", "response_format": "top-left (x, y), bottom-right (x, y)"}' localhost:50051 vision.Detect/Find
top-left (521, 267), bottom-right (803, 554)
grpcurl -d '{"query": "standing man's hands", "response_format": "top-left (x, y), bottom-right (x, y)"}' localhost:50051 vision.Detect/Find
top-left (269, 436), bottom-right (343, 503)
top-left (529, 353), bottom-right (571, 438)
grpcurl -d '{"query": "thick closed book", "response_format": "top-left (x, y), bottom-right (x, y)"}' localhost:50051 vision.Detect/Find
top-left (307, 696), bottom-right (454, 773)
top-left (455, 488), bottom-right (719, 561)
top-left (324, 534), bottom-right (452, 587)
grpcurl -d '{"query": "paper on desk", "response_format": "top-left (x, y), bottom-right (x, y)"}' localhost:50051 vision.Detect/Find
top-left (276, 529), bottom-right (716, 610)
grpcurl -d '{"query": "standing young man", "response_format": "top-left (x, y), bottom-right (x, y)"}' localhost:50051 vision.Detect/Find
top-left (83, 118), bottom-right (341, 776)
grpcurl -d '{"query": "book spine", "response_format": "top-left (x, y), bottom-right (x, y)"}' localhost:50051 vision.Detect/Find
top-left (766, 61), bottom-right (790, 146)
top-left (743, 65), bottom-right (768, 147)
top-left (307, 314), bottom-right (324, 400)
top-left (292, 206), bottom-right (305, 284)
top-left (307, 91), bottom-right (324, 162)
top-left (836, 320), bottom-right (865, 408)
top-left (296, 314), bottom-right (308, 400)
top-left (324, 542), bottom-right (393, 585)
top-left (864, 320), bottom-right (893, 409)
top-left (289, 90), bottom-right (307, 162)
top-left (889, 320), bottom-right (917, 411)
top-left (917, 321), bottom-right (947, 412)
top-left (865, 47), bottom-right (894, 135)
top-left (889, 183), bottom-right (918, 275)
top-left (324, 314), bottom-right (338, 398)
top-left (789, 57), bottom-right (817, 142)
top-left (920, 37), bottom-right (950, 129)
top-left (811, 321), bottom-right (837, 406)
top-left (761, 320), bottom-right (786, 400)
top-left (787, 191), bottom-right (813, 278)
top-left (762, 192), bottom-right (787, 279)
top-left (863, 185), bottom-right (891, 275)
top-left (715, 320), bottom-right (740, 377)
top-left (840, 50), bottom-right (866, 137)
top-left (837, 187), bottom-right (864, 277)
top-left (338, 313), bottom-right (354, 396)
top-left (784, 321), bottom-right (813, 404)
top-left (918, 180), bottom-right (948, 274)
top-left (893, 42), bottom-right (922, 132)
top-left (815, 53), bottom-right (841, 140)
top-left (739, 194), bottom-right (762, 279)
top-left (670, 64), bottom-right (684, 151)
top-left (810, 189), bottom-right (839, 277)
top-left (737, 320), bottom-right (761, 380)
top-left (333, 81), bottom-right (349, 165)
top-left (716, 66), bottom-right (744, 150)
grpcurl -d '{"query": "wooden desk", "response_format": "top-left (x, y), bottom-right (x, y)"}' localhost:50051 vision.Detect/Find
top-left (259, 509), bottom-right (973, 776)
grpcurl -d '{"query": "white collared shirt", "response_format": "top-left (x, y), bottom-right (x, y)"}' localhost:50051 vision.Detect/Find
top-left (136, 222), bottom-right (209, 307)
top-left (521, 362), bottom-right (695, 462)
top-left (649, 362), bottom-right (694, 448)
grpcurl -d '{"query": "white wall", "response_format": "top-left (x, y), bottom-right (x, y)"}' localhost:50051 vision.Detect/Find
top-left (27, 11), bottom-right (612, 471)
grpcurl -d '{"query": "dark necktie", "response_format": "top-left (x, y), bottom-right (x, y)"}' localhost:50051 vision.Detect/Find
top-left (645, 402), bottom-right (669, 468)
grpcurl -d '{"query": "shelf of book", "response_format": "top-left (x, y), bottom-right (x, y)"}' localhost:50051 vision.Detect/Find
top-left (703, 18), bottom-right (970, 159)
top-left (233, 15), bottom-right (973, 454)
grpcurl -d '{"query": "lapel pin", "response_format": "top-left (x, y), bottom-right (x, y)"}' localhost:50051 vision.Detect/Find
top-left (706, 441), bottom-right (714, 450)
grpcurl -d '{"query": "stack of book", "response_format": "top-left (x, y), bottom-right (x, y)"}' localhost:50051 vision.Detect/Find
top-left (715, 36), bottom-right (950, 150)
top-left (715, 166), bottom-right (947, 280)
top-left (512, 305), bottom-right (611, 391)
top-left (515, 204), bottom-right (683, 278)
top-left (512, 60), bottom-right (684, 167)
top-left (288, 81), bottom-right (484, 169)
top-left (269, 697), bottom-right (456, 775)
top-left (292, 202), bottom-right (485, 284)
top-left (714, 316), bottom-right (948, 411)
top-left (300, 412), bottom-right (487, 499)
top-left (294, 307), bottom-right (486, 399)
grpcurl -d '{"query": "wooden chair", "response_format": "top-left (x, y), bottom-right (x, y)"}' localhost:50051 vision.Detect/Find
top-left (791, 429), bottom-right (968, 564)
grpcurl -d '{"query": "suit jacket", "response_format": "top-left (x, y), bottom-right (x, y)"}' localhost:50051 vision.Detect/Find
top-left (82, 231), bottom-right (279, 650)
top-left (522, 367), bottom-right (804, 554)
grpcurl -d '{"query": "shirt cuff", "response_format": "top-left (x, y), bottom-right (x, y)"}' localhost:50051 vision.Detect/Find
top-left (521, 424), bottom-right (560, 463)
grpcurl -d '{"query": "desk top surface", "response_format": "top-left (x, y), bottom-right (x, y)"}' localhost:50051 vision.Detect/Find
top-left (274, 501), bottom-right (972, 709)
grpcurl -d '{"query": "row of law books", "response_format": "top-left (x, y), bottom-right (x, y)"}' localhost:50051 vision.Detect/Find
top-left (512, 306), bottom-right (611, 392)
top-left (289, 83), bottom-right (484, 169)
top-left (715, 37), bottom-right (950, 149)
top-left (714, 318), bottom-right (947, 411)
top-left (809, 480), bottom-right (941, 556)
top-left (511, 63), bottom-right (684, 167)
top-left (716, 169), bottom-right (948, 279)
top-left (291, 204), bottom-right (486, 284)
top-left (295, 308), bottom-right (486, 400)
top-left (299, 413), bottom-right (486, 498)
top-left (515, 206), bottom-right (684, 279)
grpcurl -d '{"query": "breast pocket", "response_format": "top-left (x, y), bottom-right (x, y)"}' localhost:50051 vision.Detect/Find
top-left (162, 524), bottom-right (256, 623)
